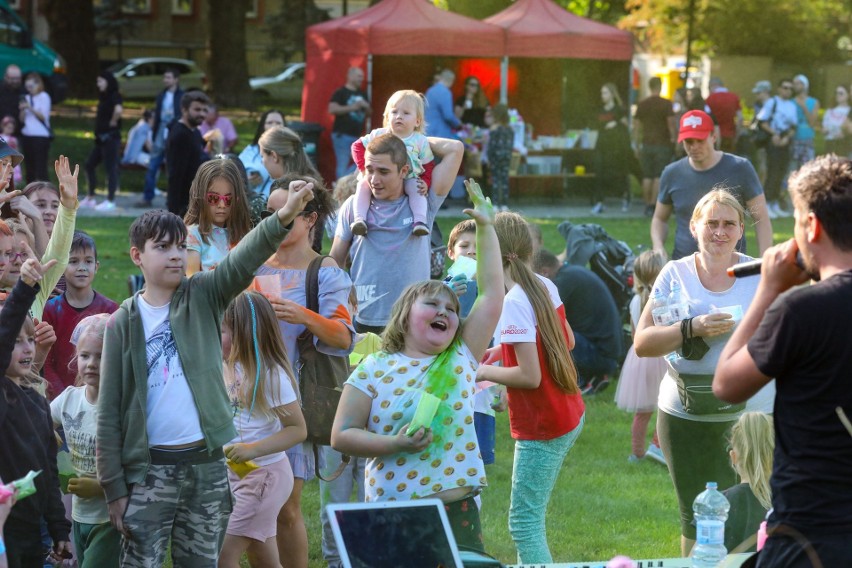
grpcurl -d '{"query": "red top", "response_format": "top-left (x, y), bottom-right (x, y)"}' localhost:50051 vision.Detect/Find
top-left (42, 292), bottom-right (119, 399)
top-left (706, 90), bottom-right (741, 139)
top-left (499, 277), bottom-right (585, 441)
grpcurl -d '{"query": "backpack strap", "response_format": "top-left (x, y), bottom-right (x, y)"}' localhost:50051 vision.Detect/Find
top-left (303, 254), bottom-right (351, 483)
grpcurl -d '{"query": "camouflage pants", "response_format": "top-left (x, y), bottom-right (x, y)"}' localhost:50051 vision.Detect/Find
top-left (121, 456), bottom-right (232, 567)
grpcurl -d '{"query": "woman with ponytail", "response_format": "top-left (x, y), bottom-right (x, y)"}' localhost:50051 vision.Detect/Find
top-left (476, 211), bottom-right (585, 564)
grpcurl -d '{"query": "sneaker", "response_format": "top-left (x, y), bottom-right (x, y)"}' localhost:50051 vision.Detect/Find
top-left (95, 200), bottom-right (117, 212)
top-left (766, 201), bottom-right (779, 220)
top-left (593, 377), bottom-right (611, 394)
top-left (628, 454), bottom-right (645, 464)
top-left (79, 196), bottom-right (97, 208)
top-left (412, 221), bottom-right (430, 236)
top-left (591, 201), bottom-right (604, 215)
top-left (646, 443), bottom-right (667, 466)
top-left (351, 219), bottom-right (368, 236)
top-left (621, 199), bottom-right (630, 213)
top-left (774, 201), bottom-right (792, 218)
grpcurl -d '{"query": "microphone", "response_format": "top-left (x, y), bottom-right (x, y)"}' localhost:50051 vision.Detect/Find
top-left (727, 253), bottom-right (804, 278)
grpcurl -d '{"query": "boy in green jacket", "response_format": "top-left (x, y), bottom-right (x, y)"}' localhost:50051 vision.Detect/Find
top-left (96, 179), bottom-right (315, 567)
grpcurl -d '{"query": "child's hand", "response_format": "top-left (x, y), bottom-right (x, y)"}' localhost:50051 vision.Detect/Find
top-left (19, 242), bottom-right (58, 287)
top-left (395, 424), bottom-right (432, 453)
top-left (277, 180), bottom-right (314, 223)
top-left (67, 477), bottom-right (103, 499)
top-left (50, 540), bottom-right (73, 562)
top-left (416, 178), bottom-right (428, 196)
top-left (462, 178), bottom-right (495, 225)
top-left (224, 443), bottom-right (257, 464)
top-left (491, 389), bottom-right (508, 413)
top-left (15, 212), bottom-right (35, 243)
top-left (33, 318), bottom-right (56, 349)
top-left (447, 274), bottom-right (467, 297)
top-left (54, 155), bottom-right (80, 208)
top-left (108, 496), bottom-right (130, 538)
top-left (9, 194), bottom-right (39, 220)
top-left (480, 345), bottom-right (502, 367)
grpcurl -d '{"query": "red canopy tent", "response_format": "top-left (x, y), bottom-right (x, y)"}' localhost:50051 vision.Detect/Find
top-left (302, 0), bottom-right (505, 182)
top-left (484, 0), bottom-right (634, 137)
top-left (484, 0), bottom-right (633, 61)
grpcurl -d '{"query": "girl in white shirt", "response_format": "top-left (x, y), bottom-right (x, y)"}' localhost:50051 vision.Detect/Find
top-left (220, 291), bottom-right (307, 568)
top-left (18, 72), bottom-right (52, 183)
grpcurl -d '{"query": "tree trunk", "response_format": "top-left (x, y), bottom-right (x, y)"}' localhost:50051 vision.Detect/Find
top-left (206, 0), bottom-right (252, 108)
top-left (43, 0), bottom-right (99, 99)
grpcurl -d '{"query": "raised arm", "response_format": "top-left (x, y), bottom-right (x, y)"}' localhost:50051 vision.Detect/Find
top-left (460, 180), bottom-right (503, 361)
top-left (427, 137), bottom-right (464, 197)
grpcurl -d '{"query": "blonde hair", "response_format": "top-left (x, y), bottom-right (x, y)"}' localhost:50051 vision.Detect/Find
top-left (183, 158), bottom-right (252, 247)
top-left (382, 281), bottom-right (462, 355)
top-left (382, 90), bottom-right (426, 134)
top-left (223, 291), bottom-right (298, 420)
top-left (729, 412), bottom-right (774, 510)
top-left (691, 186), bottom-right (747, 226)
top-left (258, 126), bottom-right (321, 180)
top-left (494, 212), bottom-right (579, 394)
top-left (71, 314), bottom-right (109, 387)
top-left (4, 218), bottom-right (34, 250)
top-left (632, 250), bottom-right (666, 312)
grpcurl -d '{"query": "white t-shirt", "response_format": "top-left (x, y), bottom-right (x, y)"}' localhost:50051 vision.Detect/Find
top-left (227, 365), bottom-right (298, 466)
top-left (137, 295), bottom-right (204, 446)
top-left (50, 386), bottom-right (107, 524)
top-left (499, 274), bottom-right (563, 345)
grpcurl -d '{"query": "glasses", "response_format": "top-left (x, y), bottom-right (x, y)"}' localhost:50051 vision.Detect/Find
top-left (1, 251), bottom-right (28, 262)
top-left (205, 192), bottom-right (233, 207)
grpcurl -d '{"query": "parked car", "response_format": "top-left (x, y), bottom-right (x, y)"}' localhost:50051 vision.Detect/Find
top-left (249, 63), bottom-right (305, 105)
top-left (0, 0), bottom-right (67, 102)
top-left (108, 57), bottom-right (206, 99)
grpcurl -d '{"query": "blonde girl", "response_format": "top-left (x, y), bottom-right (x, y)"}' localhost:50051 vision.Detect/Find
top-left (476, 211), bottom-right (585, 564)
top-left (220, 291), bottom-right (307, 568)
top-left (183, 158), bottom-right (252, 275)
top-left (50, 314), bottom-right (120, 567)
top-left (723, 411), bottom-right (773, 553)
top-left (615, 249), bottom-right (668, 463)
top-left (350, 89), bottom-right (435, 236)
top-left (332, 180), bottom-right (502, 552)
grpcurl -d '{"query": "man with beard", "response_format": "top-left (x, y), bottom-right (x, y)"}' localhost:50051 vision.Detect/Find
top-left (714, 154), bottom-right (852, 568)
top-left (166, 90), bottom-right (209, 216)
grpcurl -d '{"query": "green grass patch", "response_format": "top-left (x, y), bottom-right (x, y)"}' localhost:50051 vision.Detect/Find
top-left (86, 214), bottom-right (792, 566)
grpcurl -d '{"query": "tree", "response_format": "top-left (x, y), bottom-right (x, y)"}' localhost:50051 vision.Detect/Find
top-left (43, 0), bottom-right (100, 99)
top-left (620, 0), bottom-right (850, 65)
top-left (94, 0), bottom-right (140, 61)
top-left (264, 0), bottom-right (330, 65)
top-left (206, 0), bottom-right (253, 107)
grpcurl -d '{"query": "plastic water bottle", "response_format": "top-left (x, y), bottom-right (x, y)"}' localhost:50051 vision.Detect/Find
top-left (651, 287), bottom-right (673, 326)
top-left (692, 482), bottom-right (730, 567)
top-left (668, 279), bottom-right (689, 321)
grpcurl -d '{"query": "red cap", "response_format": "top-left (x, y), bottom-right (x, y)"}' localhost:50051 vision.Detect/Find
top-left (677, 110), bottom-right (714, 143)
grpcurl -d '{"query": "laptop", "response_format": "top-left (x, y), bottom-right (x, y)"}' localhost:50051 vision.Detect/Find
top-left (327, 499), bottom-right (465, 568)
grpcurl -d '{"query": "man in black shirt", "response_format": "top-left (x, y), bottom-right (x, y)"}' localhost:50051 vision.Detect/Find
top-left (165, 90), bottom-right (209, 217)
top-left (0, 65), bottom-right (23, 128)
top-left (328, 67), bottom-right (370, 179)
top-left (715, 154), bottom-right (852, 567)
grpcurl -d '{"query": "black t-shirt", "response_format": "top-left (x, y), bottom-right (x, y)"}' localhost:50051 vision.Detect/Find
top-left (166, 122), bottom-right (206, 216)
top-left (330, 86), bottom-right (368, 138)
top-left (748, 270), bottom-right (852, 533)
top-left (454, 95), bottom-right (487, 128)
top-left (634, 95), bottom-right (674, 145)
top-left (0, 84), bottom-right (23, 127)
top-left (553, 264), bottom-right (622, 359)
top-left (722, 483), bottom-right (767, 552)
top-left (95, 92), bottom-right (122, 135)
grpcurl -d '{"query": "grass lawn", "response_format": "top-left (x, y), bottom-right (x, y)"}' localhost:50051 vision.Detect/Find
top-left (80, 211), bottom-right (793, 566)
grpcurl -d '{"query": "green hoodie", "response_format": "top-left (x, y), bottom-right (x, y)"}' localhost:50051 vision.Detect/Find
top-left (97, 214), bottom-right (292, 503)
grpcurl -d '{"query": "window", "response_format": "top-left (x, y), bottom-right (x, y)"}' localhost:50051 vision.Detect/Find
top-left (0, 7), bottom-right (25, 48)
top-left (172, 0), bottom-right (193, 15)
top-left (6, 0), bottom-right (20, 10)
top-left (246, 0), bottom-right (259, 18)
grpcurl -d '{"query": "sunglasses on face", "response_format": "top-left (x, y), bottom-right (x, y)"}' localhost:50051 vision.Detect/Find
top-left (205, 192), bottom-right (233, 207)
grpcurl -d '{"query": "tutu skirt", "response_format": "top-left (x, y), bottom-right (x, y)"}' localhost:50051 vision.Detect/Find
top-left (614, 345), bottom-right (666, 412)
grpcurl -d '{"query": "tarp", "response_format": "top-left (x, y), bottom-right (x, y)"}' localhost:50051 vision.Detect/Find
top-left (484, 0), bottom-right (633, 61)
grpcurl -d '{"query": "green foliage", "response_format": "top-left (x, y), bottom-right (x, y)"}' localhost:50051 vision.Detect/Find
top-left (264, 0), bottom-right (331, 64)
top-left (621, 0), bottom-right (850, 64)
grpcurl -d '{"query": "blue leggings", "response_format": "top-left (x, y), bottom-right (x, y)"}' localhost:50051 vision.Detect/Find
top-left (509, 414), bottom-right (585, 563)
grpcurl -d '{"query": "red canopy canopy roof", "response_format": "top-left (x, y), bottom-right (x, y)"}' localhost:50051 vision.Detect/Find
top-left (306, 0), bottom-right (505, 58)
top-left (484, 0), bottom-right (633, 60)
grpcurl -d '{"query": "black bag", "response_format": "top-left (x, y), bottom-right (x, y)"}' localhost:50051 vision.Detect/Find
top-left (675, 373), bottom-right (746, 416)
top-left (749, 98), bottom-right (776, 149)
top-left (296, 255), bottom-right (350, 480)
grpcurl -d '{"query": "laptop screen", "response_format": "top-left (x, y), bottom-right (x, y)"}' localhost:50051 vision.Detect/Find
top-left (328, 499), bottom-right (463, 568)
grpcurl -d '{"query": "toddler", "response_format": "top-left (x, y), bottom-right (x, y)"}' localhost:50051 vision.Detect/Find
top-left (350, 90), bottom-right (434, 236)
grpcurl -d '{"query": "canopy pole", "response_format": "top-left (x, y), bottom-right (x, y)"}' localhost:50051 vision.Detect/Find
top-left (367, 54), bottom-right (373, 131)
top-left (500, 56), bottom-right (508, 104)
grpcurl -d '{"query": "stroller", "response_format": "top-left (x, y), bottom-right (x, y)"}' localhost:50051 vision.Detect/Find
top-left (557, 221), bottom-right (635, 368)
